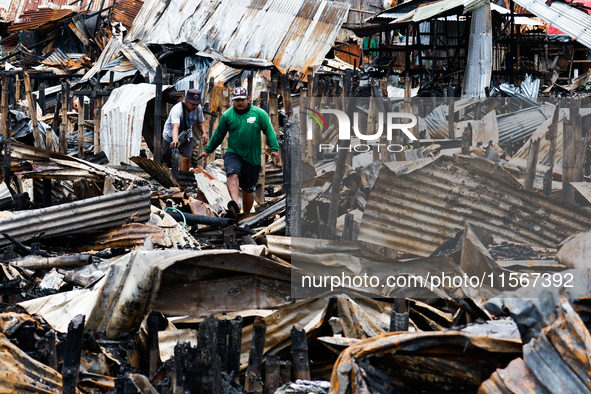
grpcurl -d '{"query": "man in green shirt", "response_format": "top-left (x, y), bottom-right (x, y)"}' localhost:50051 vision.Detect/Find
top-left (197, 87), bottom-right (280, 215)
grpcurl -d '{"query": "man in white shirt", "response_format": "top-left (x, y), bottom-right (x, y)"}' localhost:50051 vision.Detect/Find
top-left (161, 89), bottom-right (208, 171)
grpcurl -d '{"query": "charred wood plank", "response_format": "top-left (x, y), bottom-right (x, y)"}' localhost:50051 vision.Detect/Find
top-left (290, 326), bottom-right (310, 381)
top-left (245, 317), bottom-right (266, 393)
top-left (62, 314), bottom-right (85, 394)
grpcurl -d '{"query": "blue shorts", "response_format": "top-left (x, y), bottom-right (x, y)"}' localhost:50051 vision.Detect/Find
top-left (223, 152), bottom-right (260, 193)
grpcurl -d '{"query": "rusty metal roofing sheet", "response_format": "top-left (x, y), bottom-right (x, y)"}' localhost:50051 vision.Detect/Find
top-left (111, 0), bottom-right (143, 29)
top-left (0, 0), bottom-right (118, 23)
top-left (7, 8), bottom-right (73, 33)
top-left (358, 155), bottom-right (591, 257)
top-left (0, 187), bottom-right (151, 248)
top-left (126, 0), bottom-right (350, 75)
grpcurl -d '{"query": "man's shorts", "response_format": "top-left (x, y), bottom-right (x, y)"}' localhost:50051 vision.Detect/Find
top-left (161, 137), bottom-right (194, 166)
top-left (223, 152), bottom-right (260, 193)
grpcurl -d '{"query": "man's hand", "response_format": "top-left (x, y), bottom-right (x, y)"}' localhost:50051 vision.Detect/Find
top-left (170, 139), bottom-right (180, 149)
top-left (270, 151), bottom-right (281, 165)
top-left (202, 133), bottom-right (209, 144)
top-left (196, 152), bottom-right (209, 161)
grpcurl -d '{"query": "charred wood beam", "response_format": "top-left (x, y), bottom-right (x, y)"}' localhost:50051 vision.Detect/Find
top-left (226, 317), bottom-right (243, 384)
top-left (390, 298), bottom-right (409, 332)
top-left (62, 314), bottom-right (85, 394)
top-left (10, 254), bottom-right (91, 270)
top-left (291, 326), bottom-right (310, 381)
top-left (245, 317), bottom-right (266, 393)
top-left (265, 355), bottom-right (280, 394)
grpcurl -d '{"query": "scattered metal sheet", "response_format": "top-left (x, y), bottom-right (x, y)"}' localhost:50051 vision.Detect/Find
top-left (0, 187), bottom-right (152, 248)
top-left (126, 0), bottom-right (350, 75)
top-left (130, 156), bottom-right (178, 187)
top-left (481, 299), bottom-right (591, 394)
top-left (358, 155), bottom-right (591, 257)
top-left (0, 332), bottom-right (63, 393)
top-left (154, 275), bottom-right (291, 316)
top-left (331, 331), bottom-right (521, 393)
top-left (0, 182), bottom-right (13, 210)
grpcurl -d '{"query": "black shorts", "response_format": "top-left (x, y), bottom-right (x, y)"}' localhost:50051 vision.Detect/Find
top-left (161, 137), bottom-right (194, 166)
top-left (223, 152), bottom-right (260, 193)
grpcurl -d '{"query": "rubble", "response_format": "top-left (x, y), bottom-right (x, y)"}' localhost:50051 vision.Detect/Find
top-left (0, 0), bottom-right (591, 392)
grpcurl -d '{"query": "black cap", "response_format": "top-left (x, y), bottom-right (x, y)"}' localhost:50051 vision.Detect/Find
top-left (185, 89), bottom-right (202, 106)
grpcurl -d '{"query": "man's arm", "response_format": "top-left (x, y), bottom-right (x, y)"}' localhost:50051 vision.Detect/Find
top-left (261, 112), bottom-right (280, 164)
top-left (171, 123), bottom-right (180, 148)
top-left (204, 114), bottom-right (227, 154)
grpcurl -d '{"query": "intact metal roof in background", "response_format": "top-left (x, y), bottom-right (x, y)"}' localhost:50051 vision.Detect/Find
top-left (358, 155), bottom-right (591, 257)
top-left (126, 0), bottom-right (350, 75)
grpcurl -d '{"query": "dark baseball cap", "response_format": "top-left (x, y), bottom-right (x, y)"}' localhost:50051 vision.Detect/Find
top-left (185, 89), bottom-right (202, 106)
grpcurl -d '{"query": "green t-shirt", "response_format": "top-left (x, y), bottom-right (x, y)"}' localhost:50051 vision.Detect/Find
top-left (204, 105), bottom-right (279, 166)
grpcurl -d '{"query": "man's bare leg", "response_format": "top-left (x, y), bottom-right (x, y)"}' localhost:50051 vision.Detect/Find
top-left (243, 191), bottom-right (255, 214)
top-left (227, 173), bottom-right (240, 206)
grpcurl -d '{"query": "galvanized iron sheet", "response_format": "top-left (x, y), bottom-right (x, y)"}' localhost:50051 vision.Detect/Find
top-left (513, 0), bottom-right (591, 49)
top-left (358, 155), bottom-right (591, 257)
top-left (126, 0), bottom-right (349, 74)
top-left (0, 187), bottom-right (151, 248)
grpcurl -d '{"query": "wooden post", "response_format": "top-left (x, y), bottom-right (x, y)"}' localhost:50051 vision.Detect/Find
top-left (265, 355), bottom-right (281, 394)
top-left (227, 316), bottom-right (243, 384)
top-left (563, 101), bottom-right (579, 204)
top-left (462, 125), bottom-right (471, 155)
top-left (148, 314), bottom-right (161, 380)
top-left (544, 104), bottom-right (560, 194)
top-left (280, 360), bottom-right (292, 387)
top-left (1, 75), bottom-right (9, 140)
top-left (62, 315), bottom-right (85, 394)
top-left (78, 100), bottom-right (85, 158)
top-left (14, 75), bottom-right (20, 102)
top-left (448, 87), bottom-right (455, 140)
top-left (280, 75), bottom-right (292, 117)
top-left (2, 75), bottom-right (10, 188)
top-left (39, 81), bottom-right (46, 116)
top-left (284, 115), bottom-right (301, 237)
top-left (524, 138), bottom-right (541, 191)
top-left (257, 91), bottom-right (268, 204)
top-left (94, 95), bottom-right (102, 155)
top-left (245, 317), bottom-right (266, 393)
top-left (310, 72), bottom-right (321, 163)
top-left (154, 65), bottom-right (163, 162)
top-left (60, 82), bottom-right (68, 154)
top-left (196, 317), bottom-right (222, 394)
top-left (216, 319), bottom-right (228, 374)
top-left (221, 89), bottom-right (230, 156)
top-left (290, 326), bottom-right (310, 381)
top-left (247, 70), bottom-right (254, 99)
top-left (390, 298), bottom-right (409, 332)
top-left (342, 213), bottom-right (355, 241)
top-left (23, 72), bottom-right (42, 147)
top-left (344, 70), bottom-right (353, 166)
top-left (205, 77), bottom-right (215, 166)
top-left (46, 329), bottom-right (58, 371)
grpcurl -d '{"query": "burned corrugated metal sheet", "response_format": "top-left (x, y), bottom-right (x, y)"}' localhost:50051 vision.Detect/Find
top-left (0, 0), bottom-right (117, 24)
top-left (0, 187), bottom-right (151, 248)
top-left (101, 83), bottom-right (165, 166)
top-left (462, 3), bottom-right (492, 98)
top-left (111, 0), bottom-right (143, 29)
top-left (331, 330), bottom-right (521, 393)
top-left (6, 8), bottom-right (73, 34)
top-left (130, 156), bottom-right (178, 187)
top-left (0, 332), bottom-right (63, 393)
top-left (80, 37), bottom-right (161, 83)
top-left (358, 155), bottom-right (591, 257)
top-left (126, 0), bottom-right (349, 75)
top-left (0, 182), bottom-right (12, 209)
top-left (513, 0), bottom-right (591, 49)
